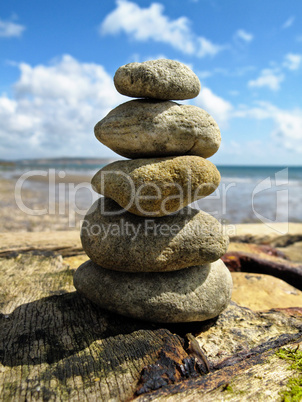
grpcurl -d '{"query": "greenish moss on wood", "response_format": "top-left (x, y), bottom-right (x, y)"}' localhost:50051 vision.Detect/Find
top-left (276, 347), bottom-right (302, 401)
top-left (225, 384), bottom-right (233, 392)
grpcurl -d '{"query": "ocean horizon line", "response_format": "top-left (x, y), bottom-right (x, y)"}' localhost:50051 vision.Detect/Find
top-left (0, 157), bottom-right (301, 169)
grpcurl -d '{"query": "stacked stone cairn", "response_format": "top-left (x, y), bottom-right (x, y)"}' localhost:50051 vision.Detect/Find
top-left (74, 59), bottom-right (232, 323)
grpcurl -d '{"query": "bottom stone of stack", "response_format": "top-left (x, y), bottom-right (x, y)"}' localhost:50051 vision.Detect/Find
top-left (73, 259), bottom-right (232, 323)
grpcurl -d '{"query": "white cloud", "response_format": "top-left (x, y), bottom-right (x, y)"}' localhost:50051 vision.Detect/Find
top-left (0, 55), bottom-right (124, 159)
top-left (271, 109), bottom-right (302, 152)
top-left (0, 17), bottom-right (25, 38)
top-left (195, 87), bottom-right (233, 127)
top-left (197, 37), bottom-right (224, 57)
top-left (235, 101), bottom-right (275, 120)
top-left (100, 0), bottom-right (224, 57)
top-left (283, 53), bottom-right (302, 71)
top-left (197, 70), bottom-right (212, 79)
top-left (248, 69), bottom-right (284, 91)
top-left (282, 16), bottom-right (295, 29)
top-left (220, 139), bottom-right (266, 158)
top-left (247, 53), bottom-right (300, 94)
top-left (234, 29), bottom-right (253, 43)
top-left (235, 101), bottom-right (302, 153)
top-left (197, 65), bottom-right (255, 80)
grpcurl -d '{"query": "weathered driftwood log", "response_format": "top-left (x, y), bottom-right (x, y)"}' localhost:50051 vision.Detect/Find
top-left (1, 231), bottom-right (302, 401)
top-left (0, 231), bottom-right (83, 258)
top-left (222, 242), bottom-right (302, 290)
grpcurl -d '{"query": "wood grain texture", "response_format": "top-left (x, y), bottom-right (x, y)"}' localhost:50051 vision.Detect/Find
top-left (1, 232), bottom-right (302, 401)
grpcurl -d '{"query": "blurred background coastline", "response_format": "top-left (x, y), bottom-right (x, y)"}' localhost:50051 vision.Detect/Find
top-left (1, 158), bottom-right (301, 233)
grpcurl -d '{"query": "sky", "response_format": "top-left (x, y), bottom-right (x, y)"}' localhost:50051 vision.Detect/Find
top-left (0, 0), bottom-right (302, 165)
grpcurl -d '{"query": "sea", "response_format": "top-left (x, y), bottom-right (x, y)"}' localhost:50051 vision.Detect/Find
top-left (1, 158), bottom-right (301, 224)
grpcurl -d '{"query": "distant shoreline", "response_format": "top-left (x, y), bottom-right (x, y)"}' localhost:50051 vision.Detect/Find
top-left (0, 157), bottom-right (301, 169)
top-left (1, 163), bottom-right (302, 232)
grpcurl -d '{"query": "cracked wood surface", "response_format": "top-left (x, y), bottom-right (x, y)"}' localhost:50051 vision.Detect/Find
top-left (1, 230), bottom-right (302, 401)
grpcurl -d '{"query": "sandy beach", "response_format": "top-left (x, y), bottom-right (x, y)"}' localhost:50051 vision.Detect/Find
top-left (1, 164), bottom-right (302, 233)
top-left (0, 172), bottom-right (95, 232)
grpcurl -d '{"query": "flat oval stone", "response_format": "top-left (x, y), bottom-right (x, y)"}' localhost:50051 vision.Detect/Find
top-left (80, 197), bottom-right (229, 272)
top-left (73, 259), bottom-right (233, 323)
top-left (92, 156), bottom-right (220, 217)
top-left (114, 59), bottom-right (201, 100)
top-left (95, 100), bottom-right (221, 159)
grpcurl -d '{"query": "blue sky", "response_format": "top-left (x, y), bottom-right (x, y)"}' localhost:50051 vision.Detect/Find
top-left (0, 0), bottom-right (301, 165)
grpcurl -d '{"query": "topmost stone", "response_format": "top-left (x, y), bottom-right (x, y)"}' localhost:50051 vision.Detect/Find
top-left (114, 59), bottom-right (201, 100)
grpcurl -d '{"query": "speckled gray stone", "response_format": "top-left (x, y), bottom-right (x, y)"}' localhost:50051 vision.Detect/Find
top-left (114, 59), bottom-right (201, 100)
top-left (73, 259), bottom-right (233, 323)
top-left (95, 100), bottom-right (221, 159)
top-left (80, 197), bottom-right (229, 272)
top-left (92, 156), bottom-right (220, 217)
